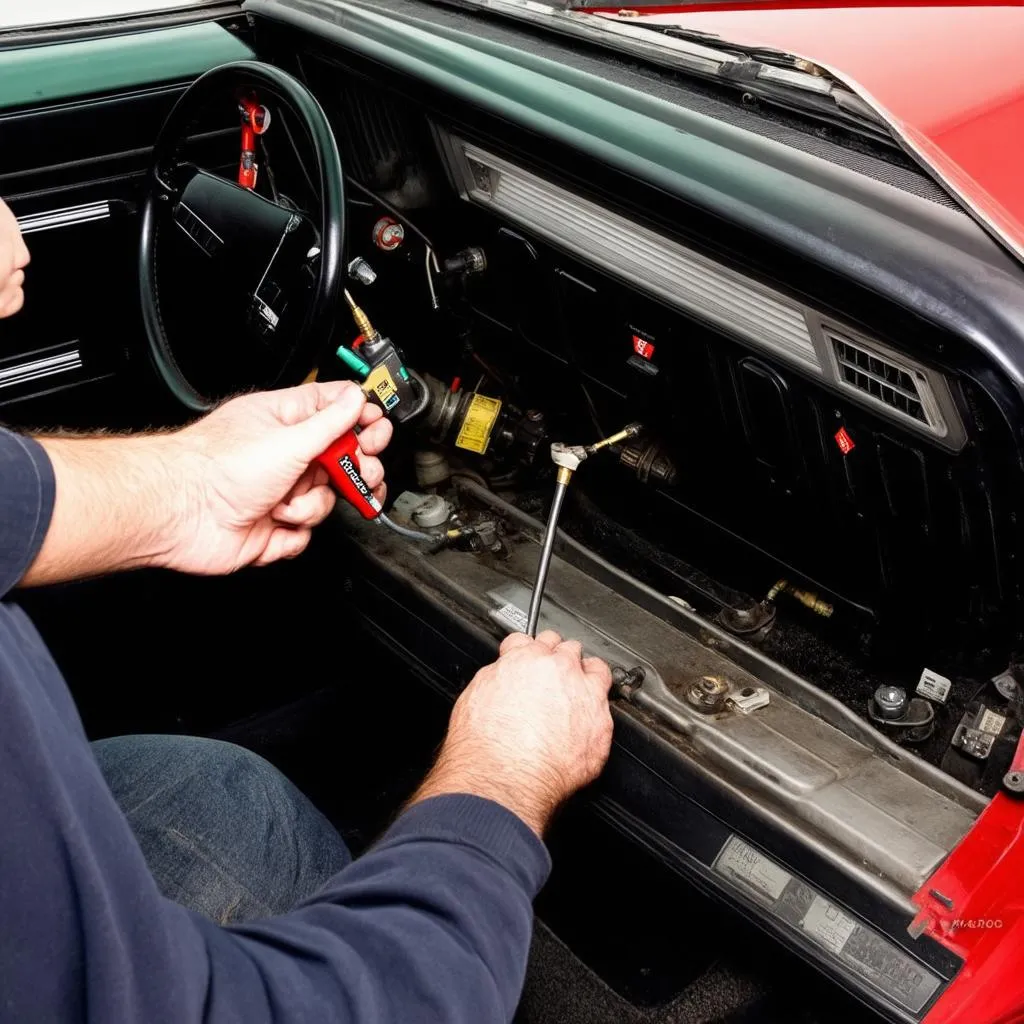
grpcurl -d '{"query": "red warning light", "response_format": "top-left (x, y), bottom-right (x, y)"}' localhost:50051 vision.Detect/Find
top-left (834, 427), bottom-right (856, 455)
top-left (632, 335), bottom-right (655, 360)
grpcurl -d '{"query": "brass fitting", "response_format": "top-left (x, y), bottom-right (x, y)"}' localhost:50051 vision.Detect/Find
top-left (344, 289), bottom-right (380, 343)
top-left (767, 579), bottom-right (834, 619)
top-left (586, 422), bottom-right (643, 455)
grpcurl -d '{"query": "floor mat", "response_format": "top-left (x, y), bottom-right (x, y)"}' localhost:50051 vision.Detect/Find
top-left (518, 921), bottom-right (768, 1024)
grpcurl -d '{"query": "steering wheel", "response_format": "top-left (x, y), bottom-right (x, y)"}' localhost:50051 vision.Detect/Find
top-left (139, 62), bottom-right (344, 412)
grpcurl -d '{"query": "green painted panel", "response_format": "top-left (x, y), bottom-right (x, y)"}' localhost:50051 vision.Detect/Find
top-left (0, 22), bottom-right (254, 110)
top-left (246, 1), bottom-right (831, 238)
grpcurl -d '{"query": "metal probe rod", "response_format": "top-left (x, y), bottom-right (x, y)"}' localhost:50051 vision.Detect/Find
top-left (525, 424), bottom-right (641, 638)
top-left (526, 467), bottom-right (572, 637)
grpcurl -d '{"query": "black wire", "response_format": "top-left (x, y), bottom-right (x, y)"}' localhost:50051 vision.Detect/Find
top-left (288, 53), bottom-right (439, 253)
top-left (258, 135), bottom-right (281, 204)
top-left (275, 109), bottom-right (319, 205)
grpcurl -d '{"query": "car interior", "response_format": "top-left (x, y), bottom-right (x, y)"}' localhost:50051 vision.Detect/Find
top-left (7, 1), bottom-right (1024, 1020)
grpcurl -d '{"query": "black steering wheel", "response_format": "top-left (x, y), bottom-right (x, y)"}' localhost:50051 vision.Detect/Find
top-left (139, 62), bottom-right (344, 412)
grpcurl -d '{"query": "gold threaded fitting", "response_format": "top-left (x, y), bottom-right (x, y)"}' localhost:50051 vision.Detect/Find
top-left (587, 422), bottom-right (643, 454)
top-left (790, 587), bottom-right (834, 618)
top-left (766, 578), bottom-right (833, 618)
top-left (344, 289), bottom-right (379, 342)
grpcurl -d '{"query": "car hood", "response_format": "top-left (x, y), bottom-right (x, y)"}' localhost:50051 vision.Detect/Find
top-left (588, 3), bottom-right (1024, 263)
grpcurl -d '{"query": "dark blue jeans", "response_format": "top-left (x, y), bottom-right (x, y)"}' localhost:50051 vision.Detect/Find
top-left (92, 735), bottom-right (352, 924)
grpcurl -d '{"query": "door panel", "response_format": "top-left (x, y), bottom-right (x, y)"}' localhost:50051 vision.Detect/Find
top-left (0, 19), bottom-right (253, 429)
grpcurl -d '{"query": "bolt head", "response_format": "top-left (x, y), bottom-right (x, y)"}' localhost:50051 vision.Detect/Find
top-left (874, 684), bottom-right (908, 720)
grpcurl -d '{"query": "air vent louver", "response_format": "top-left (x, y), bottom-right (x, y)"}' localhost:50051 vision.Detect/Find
top-left (823, 328), bottom-right (963, 446)
top-left (831, 335), bottom-right (929, 425)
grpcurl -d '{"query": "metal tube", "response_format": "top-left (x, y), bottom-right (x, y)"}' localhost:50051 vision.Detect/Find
top-left (526, 478), bottom-right (569, 636)
top-left (377, 513), bottom-right (436, 543)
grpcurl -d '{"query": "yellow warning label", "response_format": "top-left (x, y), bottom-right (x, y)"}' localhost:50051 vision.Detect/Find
top-left (455, 394), bottom-right (502, 454)
top-left (362, 364), bottom-right (398, 409)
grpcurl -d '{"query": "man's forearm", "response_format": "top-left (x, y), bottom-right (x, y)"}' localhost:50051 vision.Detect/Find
top-left (23, 433), bottom-right (191, 586)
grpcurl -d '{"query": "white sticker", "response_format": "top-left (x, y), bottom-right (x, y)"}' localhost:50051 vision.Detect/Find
top-left (714, 837), bottom-right (791, 903)
top-left (801, 896), bottom-right (857, 955)
top-left (255, 298), bottom-right (279, 329)
top-left (916, 668), bottom-right (951, 703)
top-left (490, 602), bottom-right (529, 634)
top-left (978, 708), bottom-right (1007, 736)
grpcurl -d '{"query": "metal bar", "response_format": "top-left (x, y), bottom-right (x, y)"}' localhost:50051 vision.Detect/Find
top-left (526, 478), bottom-right (569, 637)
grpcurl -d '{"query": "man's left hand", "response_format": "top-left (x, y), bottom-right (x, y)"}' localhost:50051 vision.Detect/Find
top-left (164, 381), bottom-right (392, 573)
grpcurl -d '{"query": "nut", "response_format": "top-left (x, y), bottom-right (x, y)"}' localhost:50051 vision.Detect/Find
top-left (687, 674), bottom-right (730, 713)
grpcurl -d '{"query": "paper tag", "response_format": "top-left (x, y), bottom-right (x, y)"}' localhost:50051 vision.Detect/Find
top-left (714, 837), bottom-right (791, 903)
top-left (491, 601), bottom-right (529, 634)
top-left (916, 668), bottom-right (951, 703)
top-left (801, 896), bottom-right (857, 955)
top-left (455, 394), bottom-right (502, 454)
top-left (978, 708), bottom-right (1007, 736)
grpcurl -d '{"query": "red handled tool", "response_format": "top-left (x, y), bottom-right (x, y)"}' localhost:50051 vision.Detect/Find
top-left (317, 431), bottom-right (382, 520)
top-left (237, 96), bottom-right (271, 190)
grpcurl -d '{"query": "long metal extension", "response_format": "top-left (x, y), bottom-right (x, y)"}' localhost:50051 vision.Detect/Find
top-left (526, 470), bottom-right (571, 636)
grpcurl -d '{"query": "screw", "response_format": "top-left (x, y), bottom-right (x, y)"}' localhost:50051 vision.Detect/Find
top-left (1004, 770), bottom-right (1024, 794)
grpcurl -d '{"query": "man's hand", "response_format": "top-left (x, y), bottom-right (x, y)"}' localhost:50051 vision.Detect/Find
top-left (0, 198), bottom-right (30, 318)
top-left (26, 381), bottom-right (391, 586)
top-left (164, 381), bottom-right (391, 573)
top-left (411, 631), bottom-right (615, 837)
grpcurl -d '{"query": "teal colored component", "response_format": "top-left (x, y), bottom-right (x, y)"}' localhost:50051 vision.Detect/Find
top-left (0, 22), bottom-right (254, 111)
top-left (399, 366), bottom-right (410, 382)
top-left (336, 346), bottom-right (371, 378)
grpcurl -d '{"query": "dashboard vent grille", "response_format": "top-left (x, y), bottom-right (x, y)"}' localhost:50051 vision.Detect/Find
top-left (832, 337), bottom-right (926, 423)
top-left (826, 329), bottom-right (945, 432)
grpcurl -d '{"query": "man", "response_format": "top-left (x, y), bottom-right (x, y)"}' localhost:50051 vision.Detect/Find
top-left (0, 197), bottom-right (615, 1022)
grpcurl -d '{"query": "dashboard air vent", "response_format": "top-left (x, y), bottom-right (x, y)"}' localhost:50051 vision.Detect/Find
top-left (822, 326), bottom-right (962, 445)
top-left (831, 334), bottom-right (928, 424)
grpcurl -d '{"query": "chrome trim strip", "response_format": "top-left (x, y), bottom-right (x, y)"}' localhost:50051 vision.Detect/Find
top-left (17, 202), bottom-right (111, 235)
top-left (0, 350), bottom-right (83, 390)
top-left (438, 132), bottom-right (822, 372)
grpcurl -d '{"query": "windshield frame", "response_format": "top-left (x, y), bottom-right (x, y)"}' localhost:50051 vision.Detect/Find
top-left (0, 0), bottom-right (235, 33)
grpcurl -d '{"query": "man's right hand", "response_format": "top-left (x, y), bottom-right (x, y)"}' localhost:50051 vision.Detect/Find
top-left (411, 631), bottom-right (614, 837)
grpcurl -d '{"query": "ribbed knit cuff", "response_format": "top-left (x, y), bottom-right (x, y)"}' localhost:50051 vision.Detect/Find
top-left (378, 794), bottom-right (552, 898)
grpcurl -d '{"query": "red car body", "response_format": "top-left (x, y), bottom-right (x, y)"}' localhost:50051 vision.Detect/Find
top-left (589, 3), bottom-right (1024, 264)
top-left (584, 5), bottom-right (1024, 1022)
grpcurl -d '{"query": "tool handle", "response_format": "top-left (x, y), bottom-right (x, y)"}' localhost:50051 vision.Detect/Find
top-left (317, 431), bottom-right (382, 520)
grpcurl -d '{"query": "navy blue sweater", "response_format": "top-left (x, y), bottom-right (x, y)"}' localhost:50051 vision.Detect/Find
top-left (0, 428), bottom-right (549, 1022)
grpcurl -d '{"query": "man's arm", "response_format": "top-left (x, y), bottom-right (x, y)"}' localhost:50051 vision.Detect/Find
top-left (164, 631), bottom-right (613, 1023)
top-left (23, 381), bottom-right (391, 586)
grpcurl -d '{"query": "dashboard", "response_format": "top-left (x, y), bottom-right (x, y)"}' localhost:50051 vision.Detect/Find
top-left (236, 2), bottom-right (1024, 1019)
